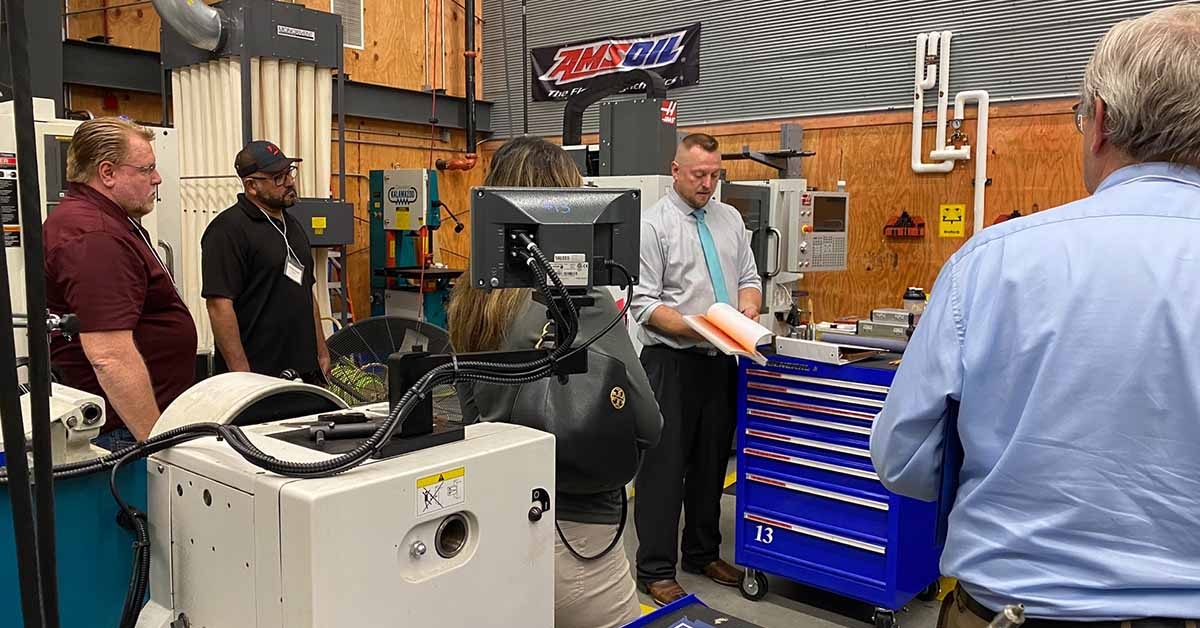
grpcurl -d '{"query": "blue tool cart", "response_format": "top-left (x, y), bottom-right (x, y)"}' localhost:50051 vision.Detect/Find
top-left (734, 353), bottom-right (943, 628)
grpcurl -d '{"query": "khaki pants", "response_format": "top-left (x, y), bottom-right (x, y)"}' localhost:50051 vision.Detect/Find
top-left (554, 521), bottom-right (641, 628)
top-left (938, 588), bottom-right (1200, 628)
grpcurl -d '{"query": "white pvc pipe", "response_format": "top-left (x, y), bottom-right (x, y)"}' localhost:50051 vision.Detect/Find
top-left (933, 31), bottom-right (953, 154)
top-left (953, 90), bottom-right (991, 235)
top-left (912, 33), bottom-right (954, 174)
top-left (280, 61), bottom-right (298, 159)
top-left (920, 32), bottom-right (938, 90)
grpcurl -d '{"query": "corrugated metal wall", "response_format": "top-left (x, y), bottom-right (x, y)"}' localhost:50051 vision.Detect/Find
top-left (482, 0), bottom-right (1182, 138)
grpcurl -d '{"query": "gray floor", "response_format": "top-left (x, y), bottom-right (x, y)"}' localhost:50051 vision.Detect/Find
top-left (622, 469), bottom-right (942, 628)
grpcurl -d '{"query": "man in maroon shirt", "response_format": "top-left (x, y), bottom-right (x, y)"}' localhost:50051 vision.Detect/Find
top-left (43, 117), bottom-right (197, 447)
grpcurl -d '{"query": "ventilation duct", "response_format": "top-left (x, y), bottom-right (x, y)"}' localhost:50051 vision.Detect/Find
top-left (151, 0), bottom-right (225, 52)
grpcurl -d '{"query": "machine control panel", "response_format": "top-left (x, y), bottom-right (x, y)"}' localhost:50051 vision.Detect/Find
top-left (791, 191), bottom-right (849, 272)
top-left (382, 168), bottom-right (432, 231)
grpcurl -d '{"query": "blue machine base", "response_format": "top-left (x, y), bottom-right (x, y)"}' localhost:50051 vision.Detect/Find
top-left (0, 461), bottom-right (147, 627)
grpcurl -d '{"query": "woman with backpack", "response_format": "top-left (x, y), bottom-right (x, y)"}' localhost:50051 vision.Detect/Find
top-left (448, 135), bottom-right (663, 628)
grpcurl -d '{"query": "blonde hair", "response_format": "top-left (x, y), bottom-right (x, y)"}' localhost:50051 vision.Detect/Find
top-left (66, 117), bottom-right (155, 183)
top-left (1080, 4), bottom-right (1200, 166)
top-left (448, 136), bottom-right (583, 352)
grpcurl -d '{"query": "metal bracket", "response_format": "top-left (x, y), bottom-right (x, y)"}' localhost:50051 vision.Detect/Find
top-left (721, 123), bottom-right (814, 178)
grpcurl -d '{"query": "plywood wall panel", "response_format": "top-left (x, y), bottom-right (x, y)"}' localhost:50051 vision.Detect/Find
top-left (67, 86), bottom-right (165, 125)
top-left (476, 100), bottom-right (1088, 324)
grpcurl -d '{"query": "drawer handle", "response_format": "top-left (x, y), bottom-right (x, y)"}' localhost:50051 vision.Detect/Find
top-left (746, 513), bottom-right (886, 555)
top-left (747, 408), bottom-right (873, 435)
top-left (747, 382), bottom-right (885, 409)
top-left (747, 369), bottom-right (891, 395)
top-left (746, 395), bottom-right (877, 422)
top-left (745, 448), bottom-right (880, 480)
top-left (746, 429), bottom-right (871, 458)
top-left (746, 473), bottom-right (888, 511)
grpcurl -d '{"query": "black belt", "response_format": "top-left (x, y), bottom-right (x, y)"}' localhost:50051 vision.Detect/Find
top-left (644, 344), bottom-right (722, 358)
top-left (957, 588), bottom-right (1196, 628)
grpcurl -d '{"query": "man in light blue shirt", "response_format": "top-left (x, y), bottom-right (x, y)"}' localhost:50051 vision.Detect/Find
top-left (871, 5), bottom-right (1200, 625)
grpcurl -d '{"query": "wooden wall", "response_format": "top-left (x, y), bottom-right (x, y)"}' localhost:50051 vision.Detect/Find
top-left (63, 0), bottom-right (483, 97)
top-left (62, 0), bottom-right (485, 317)
top-left (65, 0), bottom-right (1088, 325)
top-left (477, 99), bottom-right (1088, 323)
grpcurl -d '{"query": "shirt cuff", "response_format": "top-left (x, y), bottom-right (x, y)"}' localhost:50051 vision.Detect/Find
top-left (634, 301), bottom-right (663, 325)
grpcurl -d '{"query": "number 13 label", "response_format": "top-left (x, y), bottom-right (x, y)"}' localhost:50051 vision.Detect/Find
top-left (754, 524), bottom-right (775, 544)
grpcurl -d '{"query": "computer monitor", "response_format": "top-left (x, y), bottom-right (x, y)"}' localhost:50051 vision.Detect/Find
top-left (470, 187), bottom-right (641, 291)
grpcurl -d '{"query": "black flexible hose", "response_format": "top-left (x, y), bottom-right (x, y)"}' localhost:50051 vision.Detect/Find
top-left (2, 249), bottom-right (637, 627)
top-left (0, 244), bottom-right (618, 484)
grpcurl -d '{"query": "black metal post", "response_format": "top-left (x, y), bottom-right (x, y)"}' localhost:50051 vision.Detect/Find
top-left (161, 65), bottom-right (171, 127)
top-left (336, 22), bottom-right (346, 204)
top-left (336, 21), bottom-right (348, 326)
top-left (0, 0), bottom-right (51, 624)
top-left (465, 0), bottom-right (476, 154)
top-left (237, 37), bottom-right (252, 143)
top-left (0, 0), bottom-right (62, 117)
top-left (521, 0), bottom-right (528, 134)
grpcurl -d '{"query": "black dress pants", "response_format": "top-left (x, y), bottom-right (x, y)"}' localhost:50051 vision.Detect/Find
top-left (635, 345), bottom-right (738, 583)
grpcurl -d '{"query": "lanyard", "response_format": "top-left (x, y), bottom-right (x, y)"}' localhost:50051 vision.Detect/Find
top-left (258, 208), bottom-right (301, 265)
top-left (127, 217), bottom-right (179, 295)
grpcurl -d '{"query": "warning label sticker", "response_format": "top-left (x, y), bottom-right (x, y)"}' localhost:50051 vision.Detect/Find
top-left (4, 225), bottom-right (21, 248)
top-left (550, 253), bottom-right (588, 287)
top-left (416, 467), bottom-right (466, 517)
top-left (0, 178), bottom-right (17, 228)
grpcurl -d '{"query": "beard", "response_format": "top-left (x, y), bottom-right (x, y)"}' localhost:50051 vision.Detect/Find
top-left (126, 189), bottom-right (158, 218)
top-left (262, 186), bottom-right (298, 210)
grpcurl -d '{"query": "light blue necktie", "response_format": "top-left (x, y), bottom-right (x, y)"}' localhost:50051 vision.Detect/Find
top-left (692, 209), bottom-right (729, 305)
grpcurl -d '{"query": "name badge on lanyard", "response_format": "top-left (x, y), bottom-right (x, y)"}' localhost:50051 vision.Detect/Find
top-left (285, 256), bottom-right (304, 285)
top-left (260, 207), bottom-right (305, 286)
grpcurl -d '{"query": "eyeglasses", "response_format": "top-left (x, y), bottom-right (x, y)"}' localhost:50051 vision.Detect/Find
top-left (118, 161), bottom-right (157, 176)
top-left (247, 166), bottom-right (298, 186)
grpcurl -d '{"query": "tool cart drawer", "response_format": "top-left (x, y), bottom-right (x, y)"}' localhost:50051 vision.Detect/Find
top-left (735, 353), bottom-right (945, 613)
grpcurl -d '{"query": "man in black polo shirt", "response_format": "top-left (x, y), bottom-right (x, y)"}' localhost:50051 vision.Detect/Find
top-left (201, 141), bottom-right (330, 384)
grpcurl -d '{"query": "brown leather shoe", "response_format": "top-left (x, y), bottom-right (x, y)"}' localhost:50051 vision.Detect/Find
top-left (640, 579), bottom-right (687, 607)
top-left (682, 559), bottom-right (743, 587)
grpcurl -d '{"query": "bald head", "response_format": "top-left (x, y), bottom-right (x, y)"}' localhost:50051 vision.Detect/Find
top-left (672, 133), bottom-right (721, 209)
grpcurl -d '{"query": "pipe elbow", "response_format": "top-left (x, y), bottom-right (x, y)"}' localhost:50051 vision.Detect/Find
top-left (436, 154), bottom-right (478, 171)
top-left (152, 0), bottom-right (224, 52)
top-left (930, 148), bottom-right (970, 161)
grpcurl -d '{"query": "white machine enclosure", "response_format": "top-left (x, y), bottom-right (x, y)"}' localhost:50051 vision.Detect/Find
top-left (0, 383), bottom-right (109, 464)
top-left (140, 416), bottom-right (556, 628)
top-left (0, 98), bottom-right (182, 359)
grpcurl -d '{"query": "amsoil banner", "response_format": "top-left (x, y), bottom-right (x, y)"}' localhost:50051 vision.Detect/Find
top-left (530, 23), bottom-right (702, 102)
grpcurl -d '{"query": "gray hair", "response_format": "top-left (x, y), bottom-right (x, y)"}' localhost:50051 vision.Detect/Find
top-left (1080, 3), bottom-right (1200, 166)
